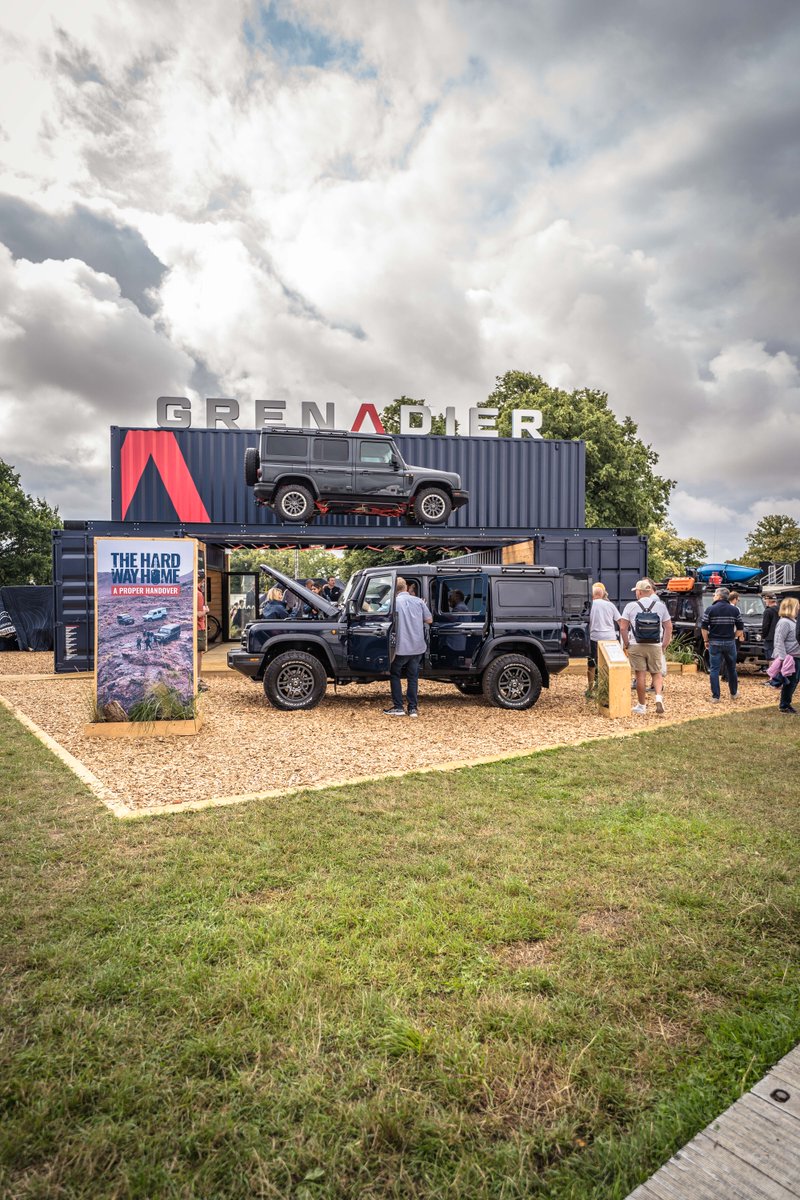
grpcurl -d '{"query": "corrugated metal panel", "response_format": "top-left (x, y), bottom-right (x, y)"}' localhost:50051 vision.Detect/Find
top-left (52, 529), bottom-right (94, 673)
top-left (111, 428), bottom-right (585, 531)
top-left (534, 535), bottom-right (648, 608)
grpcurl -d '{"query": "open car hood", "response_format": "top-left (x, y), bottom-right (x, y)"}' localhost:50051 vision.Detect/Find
top-left (258, 564), bottom-right (339, 618)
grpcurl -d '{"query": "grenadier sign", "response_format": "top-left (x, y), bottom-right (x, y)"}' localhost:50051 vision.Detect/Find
top-left (156, 397), bottom-right (544, 439)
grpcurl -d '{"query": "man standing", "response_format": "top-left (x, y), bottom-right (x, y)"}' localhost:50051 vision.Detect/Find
top-left (761, 593), bottom-right (781, 685)
top-left (586, 582), bottom-right (621, 696)
top-left (701, 586), bottom-right (744, 702)
top-left (384, 576), bottom-right (432, 718)
top-left (619, 580), bottom-right (672, 715)
top-left (322, 577), bottom-right (342, 603)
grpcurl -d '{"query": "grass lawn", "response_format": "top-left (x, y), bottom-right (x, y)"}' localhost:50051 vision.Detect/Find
top-left (1, 704), bottom-right (798, 1200)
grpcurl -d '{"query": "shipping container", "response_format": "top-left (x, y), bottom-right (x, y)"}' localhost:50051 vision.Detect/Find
top-left (110, 427), bottom-right (585, 531)
top-left (53, 524), bottom-right (646, 672)
top-left (447, 532), bottom-right (647, 608)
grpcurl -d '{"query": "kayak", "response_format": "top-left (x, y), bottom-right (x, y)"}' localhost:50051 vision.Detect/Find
top-left (695, 563), bottom-right (761, 583)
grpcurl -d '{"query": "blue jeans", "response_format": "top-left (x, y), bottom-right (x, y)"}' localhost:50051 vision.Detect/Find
top-left (390, 653), bottom-right (422, 712)
top-left (780, 657), bottom-right (800, 710)
top-left (709, 640), bottom-right (738, 699)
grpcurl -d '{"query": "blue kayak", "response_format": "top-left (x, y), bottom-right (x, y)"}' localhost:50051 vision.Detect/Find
top-left (695, 563), bottom-right (761, 583)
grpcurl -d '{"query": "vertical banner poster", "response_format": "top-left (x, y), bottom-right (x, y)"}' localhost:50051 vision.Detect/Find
top-left (94, 537), bottom-right (198, 717)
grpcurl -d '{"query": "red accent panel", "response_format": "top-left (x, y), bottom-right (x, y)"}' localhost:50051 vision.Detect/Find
top-left (350, 403), bottom-right (385, 434)
top-left (120, 430), bottom-right (211, 522)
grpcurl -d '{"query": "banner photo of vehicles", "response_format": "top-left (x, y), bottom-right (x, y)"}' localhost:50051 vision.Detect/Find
top-left (94, 537), bottom-right (198, 716)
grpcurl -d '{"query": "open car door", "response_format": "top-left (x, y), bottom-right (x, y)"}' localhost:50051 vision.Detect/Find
top-left (346, 571), bottom-right (395, 673)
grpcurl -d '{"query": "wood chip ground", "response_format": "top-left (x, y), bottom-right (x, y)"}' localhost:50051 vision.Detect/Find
top-left (0, 662), bottom-right (775, 813)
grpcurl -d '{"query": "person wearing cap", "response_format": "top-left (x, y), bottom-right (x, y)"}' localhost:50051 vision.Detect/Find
top-left (618, 580), bottom-right (672, 715)
top-left (700, 586), bottom-right (744, 703)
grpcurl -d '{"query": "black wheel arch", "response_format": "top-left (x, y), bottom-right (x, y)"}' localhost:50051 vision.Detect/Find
top-left (477, 639), bottom-right (550, 686)
top-left (255, 636), bottom-right (338, 680)
top-left (273, 474), bottom-right (320, 500)
top-left (409, 479), bottom-right (455, 501)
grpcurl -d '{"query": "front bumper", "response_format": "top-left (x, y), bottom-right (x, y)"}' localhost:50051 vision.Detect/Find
top-left (452, 490), bottom-right (469, 510)
top-left (227, 648), bottom-right (263, 679)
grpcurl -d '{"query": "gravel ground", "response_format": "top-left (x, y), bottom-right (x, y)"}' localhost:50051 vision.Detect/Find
top-left (0, 669), bottom-right (774, 812)
top-left (0, 651), bottom-right (55, 676)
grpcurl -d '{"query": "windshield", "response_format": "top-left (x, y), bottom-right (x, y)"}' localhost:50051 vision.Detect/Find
top-left (735, 595), bottom-right (765, 616)
top-left (339, 574), bottom-right (358, 609)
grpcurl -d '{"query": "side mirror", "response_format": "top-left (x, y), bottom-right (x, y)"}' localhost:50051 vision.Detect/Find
top-left (391, 456), bottom-right (399, 469)
top-left (346, 599), bottom-right (357, 618)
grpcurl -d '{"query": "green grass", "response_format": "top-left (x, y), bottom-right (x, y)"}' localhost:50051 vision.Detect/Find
top-left (0, 704), bottom-right (798, 1199)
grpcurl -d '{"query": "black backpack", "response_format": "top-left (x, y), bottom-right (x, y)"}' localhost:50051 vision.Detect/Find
top-left (634, 599), bottom-right (662, 643)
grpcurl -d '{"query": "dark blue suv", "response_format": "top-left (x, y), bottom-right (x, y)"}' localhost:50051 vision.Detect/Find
top-left (227, 563), bottom-right (570, 710)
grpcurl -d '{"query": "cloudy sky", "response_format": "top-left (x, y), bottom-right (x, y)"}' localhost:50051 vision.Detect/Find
top-left (1, 0), bottom-right (798, 556)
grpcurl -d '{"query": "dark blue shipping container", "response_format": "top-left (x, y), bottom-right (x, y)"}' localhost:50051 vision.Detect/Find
top-left (52, 524), bottom-right (646, 673)
top-left (110, 427), bottom-right (585, 531)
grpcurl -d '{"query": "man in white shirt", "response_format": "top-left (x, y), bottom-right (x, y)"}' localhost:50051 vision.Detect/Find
top-left (384, 577), bottom-right (432, 718)
top-left (618, 579), bottom-right (673, 716)
top-left (586, 582), bottom-right (621, 696)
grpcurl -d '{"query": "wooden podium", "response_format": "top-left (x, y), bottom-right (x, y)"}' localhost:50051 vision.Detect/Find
top-left (597, 640), bottom-right (631, 719)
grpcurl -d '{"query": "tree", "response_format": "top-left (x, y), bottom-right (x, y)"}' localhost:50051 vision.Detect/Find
top-left (739, 514), bottom-right (800, 566)
top-left (380, 396), bottom-right (456, 435)
top-left (229, 547), bottom-right (344, 581)
top-left (647, 522), bottom-right (707, 583)
top-left (479, 372), bottom-right (674, 530)
top-left (0, 460), bottom-right (62, 586)
top-left (339, 545), bottom-right (449, 581)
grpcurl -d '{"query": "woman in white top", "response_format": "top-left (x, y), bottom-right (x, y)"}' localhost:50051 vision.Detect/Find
top-left (586, 582), bottom-right (621, 696)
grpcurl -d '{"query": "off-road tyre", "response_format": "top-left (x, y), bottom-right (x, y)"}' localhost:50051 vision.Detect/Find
top-left (412, 487), bottom-right (452, 525)
top-left (482, 653), bottom-right (543, 710)
top-left (244, 447), bottom-right (260, 487)
top-left (263, 651), bottom-right (327, 710)
top-left (275, 483), bottom-right (315, 523)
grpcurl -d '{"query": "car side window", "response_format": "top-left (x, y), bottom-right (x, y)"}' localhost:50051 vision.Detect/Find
top-left (434, 575), bottom-right (487, 618)
top-left (361, 574), bottom-right (394, 614)
top-left (312, 439), bottom-right (349, 463)
top-left (265, 434), bottom-right (306, 458)
top-left (359, 441), bottom-right (393, 466)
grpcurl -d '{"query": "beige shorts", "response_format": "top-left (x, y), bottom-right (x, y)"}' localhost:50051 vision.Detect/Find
top-left (197, 628), bottom-right (208, 653)
top-left (628, 643), bottom-right (663, 674)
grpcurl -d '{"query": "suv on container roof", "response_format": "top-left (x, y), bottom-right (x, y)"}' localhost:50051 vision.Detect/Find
top-left (244, 427), bottom-right (468, 525)
top-left (228, 562), bottom-right (574, 711)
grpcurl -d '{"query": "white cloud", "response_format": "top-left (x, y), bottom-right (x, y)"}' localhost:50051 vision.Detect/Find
top-left (0, 0), bottom-right (798, 543)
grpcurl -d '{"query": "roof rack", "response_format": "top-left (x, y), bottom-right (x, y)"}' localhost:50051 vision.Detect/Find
top-left (261, 426), bottom-right (390, 439)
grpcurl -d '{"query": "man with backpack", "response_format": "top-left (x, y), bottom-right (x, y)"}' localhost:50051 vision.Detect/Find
top-left (619, 579), bottom-right (673, 716)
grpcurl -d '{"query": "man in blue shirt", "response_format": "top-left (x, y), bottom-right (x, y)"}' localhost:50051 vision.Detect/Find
top-left (384, 577), bottom-right (432, 718)
top-left (701, 586), bottom-right (744, 702)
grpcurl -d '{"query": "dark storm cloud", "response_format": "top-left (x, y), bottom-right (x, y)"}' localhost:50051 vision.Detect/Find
top-left (0, 195), bottom-right (166, 315)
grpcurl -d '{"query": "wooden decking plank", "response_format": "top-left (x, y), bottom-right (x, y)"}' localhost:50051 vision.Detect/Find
top-left (703, 1102), bottom-right (800, 1183)
top-left (751, 1076), bottom-right (800, 1122)
top-left (624, 1044), bottom-right (800, 1200)
top-left (692, 1133), bottom-right (799, 1200)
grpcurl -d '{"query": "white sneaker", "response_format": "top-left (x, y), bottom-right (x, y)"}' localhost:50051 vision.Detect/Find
top-left (632, 703), bottom-right (647, 715)
top-left (655, 695), bottom-right (664, 715)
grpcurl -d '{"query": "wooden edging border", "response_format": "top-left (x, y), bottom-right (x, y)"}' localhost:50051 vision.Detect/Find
top-left (0, 694), bottom-right (132, 820)
top-left (0, 691), bottom-right (776, 822)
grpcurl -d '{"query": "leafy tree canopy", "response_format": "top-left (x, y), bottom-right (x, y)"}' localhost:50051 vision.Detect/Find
top-left (647, 522), bottom-right (707, 583)
top-left (738, 514), bottom-right (800, 566)
top-left (480, 371), bottom-right (674, 531)
top-left (380, 396), bottom-right (456, 435)
top-left (229, 547), bottom-right (344, 582)
top-left (0, 460), bottom-right (62, 586)
top-left (338, 545), bottom-right (451, 582)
